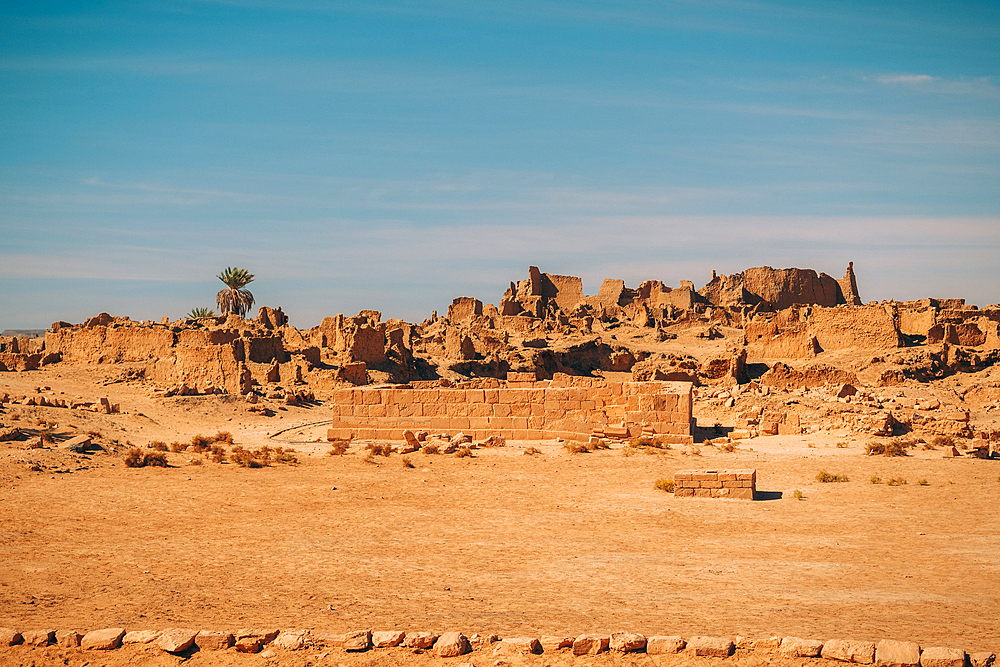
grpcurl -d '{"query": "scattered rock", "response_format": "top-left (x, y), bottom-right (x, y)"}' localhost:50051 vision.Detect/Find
top-left (63, 435), bottom-right (93, 452)
top-left (342, 629), bottom-right (371, 651)
top-left (823, 639), bottom-right (877, 664)
top-left (609, 631), bottom-right (646, 652)
top-left (647, 636), bottom-right (686, 654)
top-left (434, 631), bottom-right (470, 657)
top-left (493, 637), bottom-right (542, 655)
top-left (402, 631), bottom-right (438, 649)
top-left (0, 628), bottom-right (22, 646)
top-left (539, 635), bottom-right (574, 652)
top-left (876, 639), bottom-right (922, 667)
top-left (920, 647), bottom-right (967, 667)
top-left (55, 630), bottom-right (82, 648)
top-left (372, 630), bottom-right (406, 648)
top-left (274, 629), bottom-right (312, 650)
top-left (122, 629), bottom-right (161, 644)
top-left (20, 630), bottom-right (54, 647)
top-left (156, 628), bottom-right (198, 653)
top-left (572, 634), bottom-right (609, 656)
top-left (688, 636), bottom-right (735, 658)
top-left (469, 633), bottom-right (498, 650)
top-left (780, 636), bottom-right (824, 657)
top-left (195, 630), bottom-right (234, 650)
top-left (970, 652), bottom-right (996, 667)
top-left (81, 627), bottom-right (126, 650)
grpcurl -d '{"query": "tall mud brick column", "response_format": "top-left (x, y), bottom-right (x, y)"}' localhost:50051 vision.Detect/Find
top-left (673, 469), bottom-right (756, 499)
top-left (327, 375), bottom-right (693, 443)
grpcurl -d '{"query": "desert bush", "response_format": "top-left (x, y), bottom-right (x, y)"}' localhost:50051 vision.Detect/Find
top-left (210, 445), bottom-right (227, 463)
top-left (169, 441), bottom-right (187, 453)
top-left (362, 453), bottom-right (378, 465)
top-left (793, 489), bottom-right (804, 500)
top-left (40, 431), bottom-right (55, 444)
top-left (816, 471), bottom-right (849, 483)
top-left (328, 438), bottom-right (351, 456)
top-left (631, 436), bottom-right (654, 447)
top-left (149, 441), bottom-right (168, 451)
top-left (866, 440), bottom-right (908, 457)
top-left (564, 442), bottom-right (589, 454)
top-left (523, 446), bottom-right (541, 456)
top-left (622, 445), bottom-right (637, 457)
top-left (143, 451), bottom-right (168, 467)
top-left (228, 445), bottom-right (294, 468)
top-left (230, 446), bottom-right (260, 468)
top-left (365, 442), bottom-right (395, 457)
top-left (212, 431), bottom-right (234, 445)
top-left (721, 442), bottom-right (736, 453)
top-left (592, 439), bottom-right (610, 450)
top-left (189, 458), bottom-right (203, 466)
top-left (654, 478), bottom-right (674, 492)
top-left (886, 477), bottom-right (907, 486)
top-left (124, 448), bottom-right (145, 467)
top-left (870, 475), bottom-right (882, 484)
top-left (918, 478), bottom-right (929, 486)
top-left (272, 447), bottom-right (298, 464)
top-left (454, 446), bottom-right (473, 458)
top-left (421, 444), bottom-right (439, 455)
top-left (836, 442), bottom-right (849, 448)
top-left (191, 434), bottom-right (213, 450)
top-left (402, 457), bottom-right (415, 468)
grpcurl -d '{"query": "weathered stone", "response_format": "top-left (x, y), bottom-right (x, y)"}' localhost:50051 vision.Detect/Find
top-left (494, 637), bottom-right (542, 655)
top-left (0, 628), bottom-right (22, 646)
top-left (20, 630), bottom-right (54, 646)
top-left (156, 628), bottom-right (198, 653)
top-left (55, 630), bottom-right (82, 648)
top-left (572, 634), bottom-right (609, 655)
top-left (235, 628), bottom-right (279, 643)
top-left (539, 635), bottom-right (574, 652)
top-left (688, 636), bottom-right (735, 657)
top-left (234, 637), bottom-right (263, 653)
top-left (372, 630), bottom-right (405, 648)
top-left (434, 631), bottom-right (470, 657)
top-left (469, 633), bottom-right (498, 650)
top-left (342, 629), bottom-right (371, 651)
top-left (0, 428), bottom-right (22, 442)
top-left (314, 633), bottom-right (344, 647)
top-left (195, 630), bottom-right (234, 650)
top-left (81, 627), bottom-right (126, 650)
top-left (63, 435), bottom-right (93, 452)
top-left (122, 629), bottom-right (160, 644)
top-left (823, 639), bottom-right (877, 664)
top-left (609, 631), bottom-right (646, 652)
top-left (920, 647), bottom-right (966, 667)
top-left (780, 636), bottom-right (824, 657)
top-left (970, 652), bottom-right (996, 667)
top-left (274, 629), bottom-right (312, 650)
top-left (876, 640), bottom-right (922, 667)
top-left (402, 631), bottom-right (438, 649)
top-left (647, 636), bottom-right (686, 654)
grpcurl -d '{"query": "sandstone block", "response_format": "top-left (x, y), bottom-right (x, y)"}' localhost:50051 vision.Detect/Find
top-left (55, 630), bottom-right (82, 648)
top-left (274, 629), bottom-right (313, 650)
top-left (235, 637), bottom-right (263, 653)
top-left (195, 630), bottom-right (234, 650)
top-left (434, 631), bottom-right (470, 657)
top-left (402, 631), bottom-right (438, 649)
top-left (494, 637), bottom-right (542, 655)
top-left (823, 639), bottom-right (877, 663)
top-left (689, 636), bottom-right (734, 657)
top-left (235, 628), bottom-right (280, 643)
top-left (156, 628), bottom-right (198, 653)
top-left (573, 634), bottom-right (609, 655)
top-left (877, 640), bottom-right (921, 667)
top-left (122, 629), bottom-right (161, 644)
top-left (82, 627), bottom-right (126, 650)
top-left (921, 647), bottom-right (966, 667)
top-left (610, 631), bottom-right (646, 652)
top-left (970, 652), bottom-right (996, 667)
top-left (780, 636), bottom-right (824, 657)
top-left (0, 628), bottom-right (22, 646)
top-left (372, 630), bottom-right (406, 648)
top-left (647, 636), bottom-right (686, 654)
top-left (539, 635), bottom-right (574, 652)
top-left (21, 630), bottom-right (54, 646)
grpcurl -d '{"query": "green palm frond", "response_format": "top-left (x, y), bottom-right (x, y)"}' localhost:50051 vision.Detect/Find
top-left (216, 267), bottom-right (256, 317)
top-left (187, 307), bottom-right (215, 319)
top-left (217, 267), bottom-right (254, 290)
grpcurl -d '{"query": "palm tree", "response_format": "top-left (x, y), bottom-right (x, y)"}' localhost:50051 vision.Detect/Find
top-left (215, 267), bottom-right (255, 317)
top-left (187, 307), bottom-right (215, 319)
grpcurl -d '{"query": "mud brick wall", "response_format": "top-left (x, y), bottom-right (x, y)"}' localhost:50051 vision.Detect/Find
top-left (327, 378), bottom-right (693, 443)
top-left (673, 469), bottom-right (756, 499)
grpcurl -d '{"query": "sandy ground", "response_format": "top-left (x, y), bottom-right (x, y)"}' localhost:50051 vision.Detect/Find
top-left (1, 363), bottom-right (999, 667)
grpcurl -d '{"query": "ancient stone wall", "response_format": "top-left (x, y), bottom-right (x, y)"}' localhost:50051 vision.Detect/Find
top-left (673, 469), bottom-right (756, 499)
top-left (327, 377), bottom-right (693, 444)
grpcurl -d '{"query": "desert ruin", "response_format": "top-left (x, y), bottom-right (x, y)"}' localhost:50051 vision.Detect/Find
top-left (1, 263), bottom-right (998, 667)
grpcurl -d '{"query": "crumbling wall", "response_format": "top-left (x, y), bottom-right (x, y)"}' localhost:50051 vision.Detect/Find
top-left (700, 266), bottom-right (845, 311)
top-left (808, 305), bottom-right (901, 351)
top-left (327, 376), bottom-right (693, 443)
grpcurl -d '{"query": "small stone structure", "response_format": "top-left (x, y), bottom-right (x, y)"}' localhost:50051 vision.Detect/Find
top-left (673, 469), bottom-right (756, 499)
top-left (327, 375), bottom-right (693, 443)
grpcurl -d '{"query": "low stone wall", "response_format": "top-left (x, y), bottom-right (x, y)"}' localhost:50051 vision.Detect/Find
top-left (673, 469), bottom-right (756, 499)
top-left (327, 377), bottom-right (693, 443)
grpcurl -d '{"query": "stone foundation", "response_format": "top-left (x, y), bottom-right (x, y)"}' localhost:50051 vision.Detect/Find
top-left (327, 377), bottom-right (693, 443)
top-left (673, 469), bottom-right (756, 499)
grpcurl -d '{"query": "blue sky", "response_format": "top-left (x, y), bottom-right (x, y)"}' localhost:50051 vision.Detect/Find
top-left (1, 0), bottom-right (998, 329)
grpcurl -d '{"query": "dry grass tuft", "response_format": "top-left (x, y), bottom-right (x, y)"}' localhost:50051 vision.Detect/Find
top-left (866, 440), bottom-right (909, 457)
top-left (870, 475), bottom-right (882, 484)
top-left (401, 457), bottom-right (415, 468)
top-left (793, 489), bottom-right (804, 500)
top-left (523, 446), bottom-right (542, 456)
top-left (918, 478), bottom-right (930, 486)
top-left (886, 477), bottom-right (907, 486)
top-left (170, 441), bottom-right (188, 453)
top-left (816, 471), bottom-right (850, 483)
top-left (564, 442), bottom-right (589, 454)
top-left (124, 448), bottom-right (168, 468)
top-left (365, 442), bottom-right (395, 457)
top-left (421, 443), bottom-right (440, 455)
top-left (454, 445), bottom-right (473, 458)
top-left (931, 435), bottom-right (955, 449)
top-left (328, 438), bottom-right (351, 456)
top-left (149, 441), bottom-right (168, 451)
top-left (654, 478), bottom-right (674, 492)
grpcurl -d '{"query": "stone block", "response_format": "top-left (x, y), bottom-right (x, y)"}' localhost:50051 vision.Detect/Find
top-left (434, 631), bottom-right (470, 657)
top-left (55, 630), bottom-right (82, 648)
top-left (824, 639), bottom-right (877, 664)
top-left (372, 630), bottom-right (405, 648)
top-left (610, 632), bottom-right (646, 652)
top-left (780, 636), bottom-right (824, 657)
top-left (21, 630), bottom-right (54, 646)
top-left (156, 628), bottom-right (198, 653)
top-left (876, 640), bottom-right (921, 667)
top-left (647, 636), bottom-right (686, 654)
top-left (573, 634), bottom-right (609, 655)
top-left (122, 629), bottom-right (161, 644)
top-left (402, 632), bottom-right (438, 649)
top-left (688, 636), bottom-right (734, 657)
top-left (0, 628), bottom-right (23, 646)
top-left (342, 629), bottom-right (371, 651)
top-left (921, 647), bottom-right (966, 667)
top-left (494, 637), bottom-right (542, 655)
top-left (82, 628), bottom-right (126, 650)
top-left (540, 636), bottom-right (575, 652)
top-left (970, 653), bottom-right (995, 667)
top-left (196, 631), bottom-right (234, 650)
top-left (274, 629), bottom-right (312, 650)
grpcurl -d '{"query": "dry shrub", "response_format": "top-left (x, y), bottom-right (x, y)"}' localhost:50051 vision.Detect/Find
top-left (230, 446), bottom-right (261, 468)
top-left (793, 489), bottom-right (804, 500)
top-left (228, 445), bottom-right (294, 468)
top-left (170, 441), bottom-right (187, 453)
top-left (622, 446), bottom-right (637, 457)
top-left (564, 442), bottom-right (589, 454)
top-left (886, 477), bottom-right (907, 486)
top-left (870, 475), bottom-right (882, 484)
top-left (454, 446), bottom-right (473, 458)
top-left (273, 447), bottom-right (298, 464)
top-left (40, 431), bottom-right (55, 444)
top-left (209, 445), bottom-right (227, 463)
top-left (191, 434), bottom-right (213, 450)
top-left (422, 444), bottom-right (440, 455)
top-left (189, 458), bottom-right (203, 466)
top-left (918, 478), bottom-right (930, 486)
top-left (362, 453), bottom-right (378, 465)
top-left (401, 457), bottom-right (415, 468)
top-left (866, 440), bottom-right (908, 457)
top-left (212, 431), bottom-right (234, 445)
top-left (654, 478), bottom-right (674, 492)
top-left (836, 442), bottom-right (849, 448)
top-left (631, 436), bottom-right (654, 447)
top-left (523, 446), bottom-right (541, 456)
top-left (816, 471), bottom-right (849, 483)
top-left (143, 451), bottom-right (168, 467)
top-left (124, 448), bottom-right (168, 468)
top-left (365, 442), bottom-right (395, 457)
top-left (328, 438), bottom-right (351, 456)
top-left (721, 442), bottom-right (736, 453)
top-left (931, 435), bottom-right (955, 449)
top-left (591, 440), bottom-right (610, 450)
top-left (149, 441), bottom-right (168, 451)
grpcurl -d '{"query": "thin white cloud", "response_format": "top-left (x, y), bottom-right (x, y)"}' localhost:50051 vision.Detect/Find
top-left (875, 74), bottom-right (937, 84)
